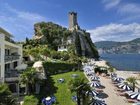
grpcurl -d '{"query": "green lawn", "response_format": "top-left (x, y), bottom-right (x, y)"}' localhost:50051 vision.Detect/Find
top-left (51, 71), bottom-right (87, 105)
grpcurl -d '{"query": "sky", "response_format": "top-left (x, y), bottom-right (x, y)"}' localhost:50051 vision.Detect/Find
top-left (0, 0), bottom-right (140, 42)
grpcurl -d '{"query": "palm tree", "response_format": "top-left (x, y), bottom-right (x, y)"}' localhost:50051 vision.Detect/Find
top-left (126, 77), bottom-right (138, 92)
top-left (0, 84), bottom-right (16, 105)
top-left (68, 77), bottom-right (90, 105)
top-left (20, 67), bottom-right (38, 95)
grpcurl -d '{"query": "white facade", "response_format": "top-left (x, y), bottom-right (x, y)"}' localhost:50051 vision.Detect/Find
top-left (0, 28), bottom-right (22, 83)
top-left (58, 45), bottom-right (68, 52)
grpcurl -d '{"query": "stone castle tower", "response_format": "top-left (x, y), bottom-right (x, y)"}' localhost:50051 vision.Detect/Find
top-left (68, 12), bottom-right (99, 58)
top-left (69, 12), bottom-right (79, 31)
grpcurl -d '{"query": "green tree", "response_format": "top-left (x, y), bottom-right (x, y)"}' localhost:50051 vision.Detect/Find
top-left (126, 77), bottom-right (138, 92)
top-left (20, 68), bottom-right (39, 95)
top-left (0, 84), bottom-right (16, 105)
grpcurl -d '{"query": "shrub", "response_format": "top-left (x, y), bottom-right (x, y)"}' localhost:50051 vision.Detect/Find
top-left (23, 95), bottom-right (38, 105)
top-left (0, 84), bottom-right (16, 105)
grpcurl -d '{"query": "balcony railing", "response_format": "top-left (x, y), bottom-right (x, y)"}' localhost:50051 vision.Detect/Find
top-left (5, 36), bottom-right (15, 44)
top-left (5, 70), bottom-right (20, 82)
top-left (5, 55), bottom-right (20, 62)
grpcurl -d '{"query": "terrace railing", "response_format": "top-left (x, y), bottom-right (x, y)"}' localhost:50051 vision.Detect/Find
top-left (5, 70), bottom-right (20, 82)
top-left (5, 69), bottom-right (19, 78)
top-left (5, 55), bottom-right (20, 62)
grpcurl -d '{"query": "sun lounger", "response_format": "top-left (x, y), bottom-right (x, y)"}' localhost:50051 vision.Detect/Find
top-left (116, 92), bottom-right (126, 96)
top-left (124, 99), bottom-right (138, 103)
top-left (114, 88), bottom-right (124, 92)
top-left (96, 89), bottom-right (103, 92)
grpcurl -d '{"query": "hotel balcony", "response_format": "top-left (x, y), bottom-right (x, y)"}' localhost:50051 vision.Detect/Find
top-left (5, 55), bottom-right (20, 62)
top-left (5, 36), bottom-right (15, 44)
top-left (5, 70), bottom-right (19, 82)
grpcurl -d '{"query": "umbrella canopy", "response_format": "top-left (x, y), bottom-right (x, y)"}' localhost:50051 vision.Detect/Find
top-left (33, 61), bottom-right (43, 68)
top-left (84, 70), bottom-right (91, 73)
top-left (15, 63), bottom-right (27, 70)
top-left (130, 92), bottom-right (140, 100)
top-left (86, 90), bottom-right (99, 97)
top-left (46, 97), bottom-right (51, 101)
top-left (110, 73), bottom-right (117, 78)
top-left (42, 96), bottom-right (56, 105)
top-left (86, 72), bottom-right (94, 76)
top-left (90, 76), bottom-right (99, 81)
top-left (113, 77), bottom-right (124, 83)
top-left (126, 91), bottom-right (137, 96)
top-left (90, 82), bottom-right (101, 88)
top-left (83, 66), bottom-right (91, 71)
top-left (118, 83), bottom-right (132, 91)
top-left (90, 99), bottom-right (107, 105)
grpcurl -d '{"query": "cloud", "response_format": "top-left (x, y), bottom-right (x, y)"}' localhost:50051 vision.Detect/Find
top-left (118, 3), bottom-right (140, 15)
top-left (0, 3), bottom-right (47, 41)
top-left (88, 23), bottom-right (140, 42)
top-left (117, 3), bottom-right (140, 22)
top-left (102, 0), bottom-right (140, 22)
top-left (102, 0), bottom-right (121, 9)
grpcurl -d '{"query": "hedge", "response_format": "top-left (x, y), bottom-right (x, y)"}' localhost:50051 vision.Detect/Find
top-left (43, 61), bottom-right (78, 75)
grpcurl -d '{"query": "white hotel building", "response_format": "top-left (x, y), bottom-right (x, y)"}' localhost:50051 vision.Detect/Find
top-left (0, 27), bottom-right (23, 94)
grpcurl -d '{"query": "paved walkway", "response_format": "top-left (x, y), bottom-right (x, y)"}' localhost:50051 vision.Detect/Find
top-left (99, 76), bottom-right (131, 105)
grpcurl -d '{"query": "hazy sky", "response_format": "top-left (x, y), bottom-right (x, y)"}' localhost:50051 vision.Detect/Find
top-left (0, 0), bottom-right (140, 42)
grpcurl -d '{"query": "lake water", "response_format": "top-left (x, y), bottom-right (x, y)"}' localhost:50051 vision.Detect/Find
top-left (100, 54), bottom-right (140, 71)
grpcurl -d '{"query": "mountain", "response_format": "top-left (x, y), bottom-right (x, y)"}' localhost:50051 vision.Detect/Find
top-left (95, 38), bottom-right (140, 54)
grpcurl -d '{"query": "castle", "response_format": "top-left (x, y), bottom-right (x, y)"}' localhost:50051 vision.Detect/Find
top-left (58, 12), bottom-right (98, 58)
top-left (58, 12), bottom-right (81, 52)
top-left (68, 12), bottom-right (80, 31)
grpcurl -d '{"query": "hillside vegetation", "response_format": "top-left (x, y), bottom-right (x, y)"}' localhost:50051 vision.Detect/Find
top-left (95, 38), bottom-right (140, 54)
top-left (23, 22), bottom-right (99, 61)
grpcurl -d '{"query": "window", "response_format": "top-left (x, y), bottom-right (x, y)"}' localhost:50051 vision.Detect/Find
top-left (14, 62), bottom-right (17, 68)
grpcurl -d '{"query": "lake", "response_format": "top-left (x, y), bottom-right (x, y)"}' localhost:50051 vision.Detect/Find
top-left (100, 54), bottom-right (140, 71)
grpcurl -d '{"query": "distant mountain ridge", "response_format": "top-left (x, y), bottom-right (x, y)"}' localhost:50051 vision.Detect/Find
top-left (95, 38), bottom-right (140, 54)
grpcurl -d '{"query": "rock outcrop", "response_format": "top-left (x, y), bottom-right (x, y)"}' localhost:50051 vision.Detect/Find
top-left (32, 12), bottom-right (99, 59)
